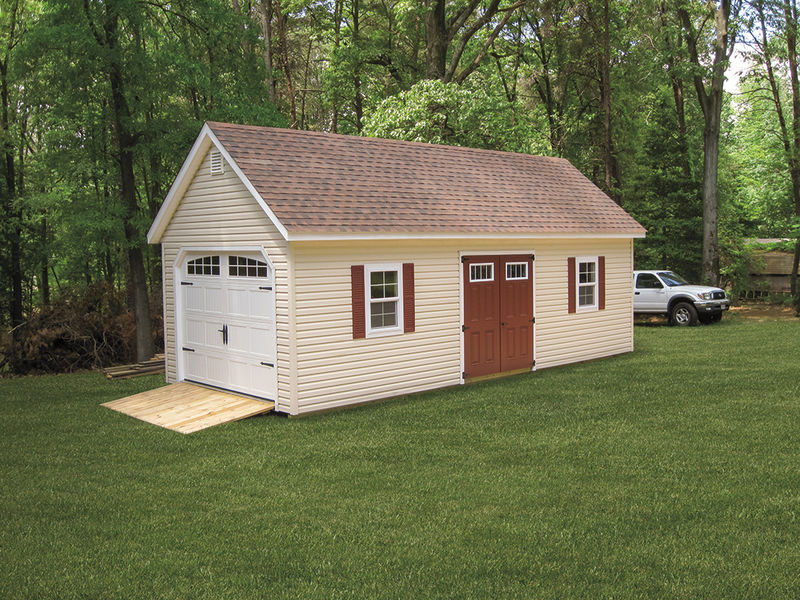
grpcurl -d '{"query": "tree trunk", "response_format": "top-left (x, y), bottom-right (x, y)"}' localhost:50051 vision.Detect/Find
top-left (258, 0), bottom-right (277, 104)
top-left (331, 0), bottom-right (343, 132)
top-left (353, 0), bottom-right (363, 132)
top-left (783, 0), bottom-right (800, 304)
top-left (40, 217), bottom-right (50, 306)
top-left (0, 55), bottom-right (22, 339)
top-left (104, 5), bottom-right (155, 361)
top-left (425, 0), bottom-right (447, 79)
top-left (701, 115), bottom-right (721, 284)
top-left (274, 0), bottom-right (297, 127)
top-left (598, 0), bottom-right (618, 199)
top-left (679, 1), bottom-right (732, 286)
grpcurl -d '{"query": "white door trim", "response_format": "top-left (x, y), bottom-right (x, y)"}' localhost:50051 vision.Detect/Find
top-left (173, 245), bottom-right (276, 399)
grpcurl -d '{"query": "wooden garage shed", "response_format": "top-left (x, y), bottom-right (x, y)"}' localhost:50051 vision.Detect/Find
top-left (148, 122), bottom-right (646, 416)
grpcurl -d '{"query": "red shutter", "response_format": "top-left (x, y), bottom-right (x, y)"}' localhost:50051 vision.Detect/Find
top-left (598, 256), bottom-right (606, 310)
top-left (403, 263), bottom-right (415, 333)
top-left (351, 265), bottom-right (365, 339)
top-left (567, 257), bottom-right (576, 314)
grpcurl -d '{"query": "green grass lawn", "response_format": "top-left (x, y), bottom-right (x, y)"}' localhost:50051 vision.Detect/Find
top-left (1, 316), bottom-right (799, 599)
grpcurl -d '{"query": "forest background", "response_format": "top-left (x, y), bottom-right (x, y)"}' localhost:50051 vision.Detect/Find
top-left (1, 0), bottom-right (799, 372)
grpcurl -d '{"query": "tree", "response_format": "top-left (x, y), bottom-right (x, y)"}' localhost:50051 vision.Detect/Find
top-left (742, 0), bottom-right (800, 309)
top-left (679, 0), bottom-right (741, 285)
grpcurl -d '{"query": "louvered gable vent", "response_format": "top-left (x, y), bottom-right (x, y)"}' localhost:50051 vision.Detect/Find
top-left (209, 150), bottom-right (224, 175)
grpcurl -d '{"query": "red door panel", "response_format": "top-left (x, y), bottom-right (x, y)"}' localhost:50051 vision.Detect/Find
top-left (463, 257), bottom-right (500, 377)
top-left (499, 255), bottom-right (534, 371)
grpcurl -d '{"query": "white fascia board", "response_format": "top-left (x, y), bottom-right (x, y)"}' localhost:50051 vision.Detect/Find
top-left (203, 127), bottom-right (290, 241)
top-left (286, 231), bottom-right (647, 242)
top-left (147, 124), bottom-right (214, 243)
top-left (147, 123), bottom-right (290, 244)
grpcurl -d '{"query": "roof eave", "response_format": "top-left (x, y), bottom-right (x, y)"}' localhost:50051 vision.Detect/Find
top-left (285, 230), bottom-right (647, 242)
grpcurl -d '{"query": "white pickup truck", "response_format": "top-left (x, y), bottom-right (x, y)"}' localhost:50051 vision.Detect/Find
top-left (633, 270), bottom-right (729, 326)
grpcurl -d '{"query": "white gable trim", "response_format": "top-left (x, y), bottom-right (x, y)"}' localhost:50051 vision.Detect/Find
top-left (147, 123), bottom-right (290, 244)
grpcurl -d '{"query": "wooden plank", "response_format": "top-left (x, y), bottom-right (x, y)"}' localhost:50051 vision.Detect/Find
top-left (102, 382), bottom-right (274, 433)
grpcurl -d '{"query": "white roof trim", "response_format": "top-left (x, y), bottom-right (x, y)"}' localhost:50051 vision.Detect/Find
top-left (147, 123), bottom-right (290, 244)
top-left (286, 231), bottom-right (646, 242)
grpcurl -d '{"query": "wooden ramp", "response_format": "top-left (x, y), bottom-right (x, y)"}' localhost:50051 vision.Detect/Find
top-left (102, 382), bottom-right (274, 434)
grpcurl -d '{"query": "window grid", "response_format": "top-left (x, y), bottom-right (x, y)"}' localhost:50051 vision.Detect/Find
top-left (187, 255), bottom-right (220, 276)
top-left (366, 267), bottom-right (401, 334)
top-left (578, 259), bottom-right (597, 308)
top-left (506, 262), bottom-right (528, 280)
top-left (470, 263), bottom-right (494, 282)
top-left (228, 255), bottom-right (269, 278)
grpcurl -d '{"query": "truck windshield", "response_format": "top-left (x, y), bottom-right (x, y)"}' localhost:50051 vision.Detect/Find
top-left (657, 271), bottom-right (689, 286)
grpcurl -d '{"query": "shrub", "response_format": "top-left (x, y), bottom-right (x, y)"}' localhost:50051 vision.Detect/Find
top-left (1, 282), bottom-right (162, 374)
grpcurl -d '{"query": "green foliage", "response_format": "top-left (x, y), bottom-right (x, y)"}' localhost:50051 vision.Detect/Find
top-left (364, 79), bottom-right (535, 153)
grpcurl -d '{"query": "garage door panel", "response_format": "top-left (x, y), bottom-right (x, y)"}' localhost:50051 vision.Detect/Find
top-left (179, 251), bottom-right (277, 402)
top-left (226, 322), bottom-right (274, 355)
top-left (250, 290), bottom-right (274, 320)
top-left (206, 287), bottom-right (225, 313)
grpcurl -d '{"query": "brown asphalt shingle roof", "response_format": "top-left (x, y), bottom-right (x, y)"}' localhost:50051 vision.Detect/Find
top-left (207, 122), bottom-right (646, 236)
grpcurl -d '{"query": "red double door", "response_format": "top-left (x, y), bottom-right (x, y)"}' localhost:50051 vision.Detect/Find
top-left (463, 255), bottom-right (534, 378)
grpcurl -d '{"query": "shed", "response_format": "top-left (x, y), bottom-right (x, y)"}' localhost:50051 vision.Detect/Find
top-left (148, 122), bottom-right (646, 415)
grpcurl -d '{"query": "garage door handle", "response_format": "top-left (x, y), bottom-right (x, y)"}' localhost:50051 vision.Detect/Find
top-left (218, 325), bottom-right (228, 344)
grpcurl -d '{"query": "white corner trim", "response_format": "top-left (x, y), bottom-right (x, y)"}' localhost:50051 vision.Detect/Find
top-left (147, 123), bottom-right (290, 244)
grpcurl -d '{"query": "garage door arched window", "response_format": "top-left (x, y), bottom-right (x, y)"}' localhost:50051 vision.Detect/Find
top-left (186, 255), bottom-right (220, 276)
top-left (228, 255), bottom-right (269, 278)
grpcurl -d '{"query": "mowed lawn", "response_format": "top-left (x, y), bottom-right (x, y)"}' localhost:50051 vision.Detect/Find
top-left (1, 317), bottom-right (799, 599)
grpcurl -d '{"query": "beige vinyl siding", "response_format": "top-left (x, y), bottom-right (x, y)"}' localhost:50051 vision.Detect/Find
top-left (534, 238), bottom-right (634, 369)
top-left (159, 148), bottom-right (293, 412)
top-left (291, 238), bottom-right (633, 414)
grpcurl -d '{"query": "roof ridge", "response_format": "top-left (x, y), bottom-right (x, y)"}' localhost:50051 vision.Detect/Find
top-left (206, 121), bottom-right (568, 163)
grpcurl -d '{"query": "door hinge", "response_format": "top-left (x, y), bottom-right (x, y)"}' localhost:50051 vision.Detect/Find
top-left (530, 317), bottom-right (535, 323)
top-left (532, 360), bottom-right (536, 367)
top-left (462, 371), bottom-right (466, 379)
top-left (260, 361), bottom-right (274, 367)
top-left (530, 254), bottom-right (535, 261)
top-left (259, 286), bottom-right (272, 291)
top-left (462, 324), bottom-right (469, 332)
top-left (182, 346), bottom-right (195, 352)
top-left (180, 281), bottom-right (193, 286)
top-left (461, 256), bottom-right (468, 263)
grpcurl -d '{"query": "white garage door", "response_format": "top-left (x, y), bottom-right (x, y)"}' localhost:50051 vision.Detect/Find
top-left (178, 252), bottom-right (276, 401)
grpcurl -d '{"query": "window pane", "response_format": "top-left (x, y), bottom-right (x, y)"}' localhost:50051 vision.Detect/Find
top-left (506, 263), bottom-right (527, 280)
top-left (579, 285), bottom-right (595, 306)
top-left (370, 300), bottom-right (397, 328)
top-left (370, 270), bottom-right (398, 299)
top-left (470, 264), bottom-right (493, 282)
top-left (579, 261), bottom-right (596, 284)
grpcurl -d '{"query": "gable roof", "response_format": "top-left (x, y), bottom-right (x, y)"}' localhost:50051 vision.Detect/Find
top-left (148, 121), bottom-right (645, 243)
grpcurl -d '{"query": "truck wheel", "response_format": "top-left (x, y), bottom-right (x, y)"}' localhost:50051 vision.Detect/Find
top-left (670, 302), bottom-right (698, 326)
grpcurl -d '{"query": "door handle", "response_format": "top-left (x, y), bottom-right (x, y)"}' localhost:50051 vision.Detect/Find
top-left (634, 291), bottom-right (640, 295)
top-left (218, 324), bottom-right (228, 344)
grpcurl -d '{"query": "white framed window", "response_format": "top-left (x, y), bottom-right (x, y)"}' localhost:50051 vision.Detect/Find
top-left (576, 256), bottom-right (598, 310)
top-left (470, 263), bottom-right (494, 282)
top-left (505, 262), bottom-right (528, 280)
top-left (229, 255), bottom-right (269, 278)
top-left (365, 264), bottom-right (403, 337)
top-left (186, 255), bottom-right (220, 276)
